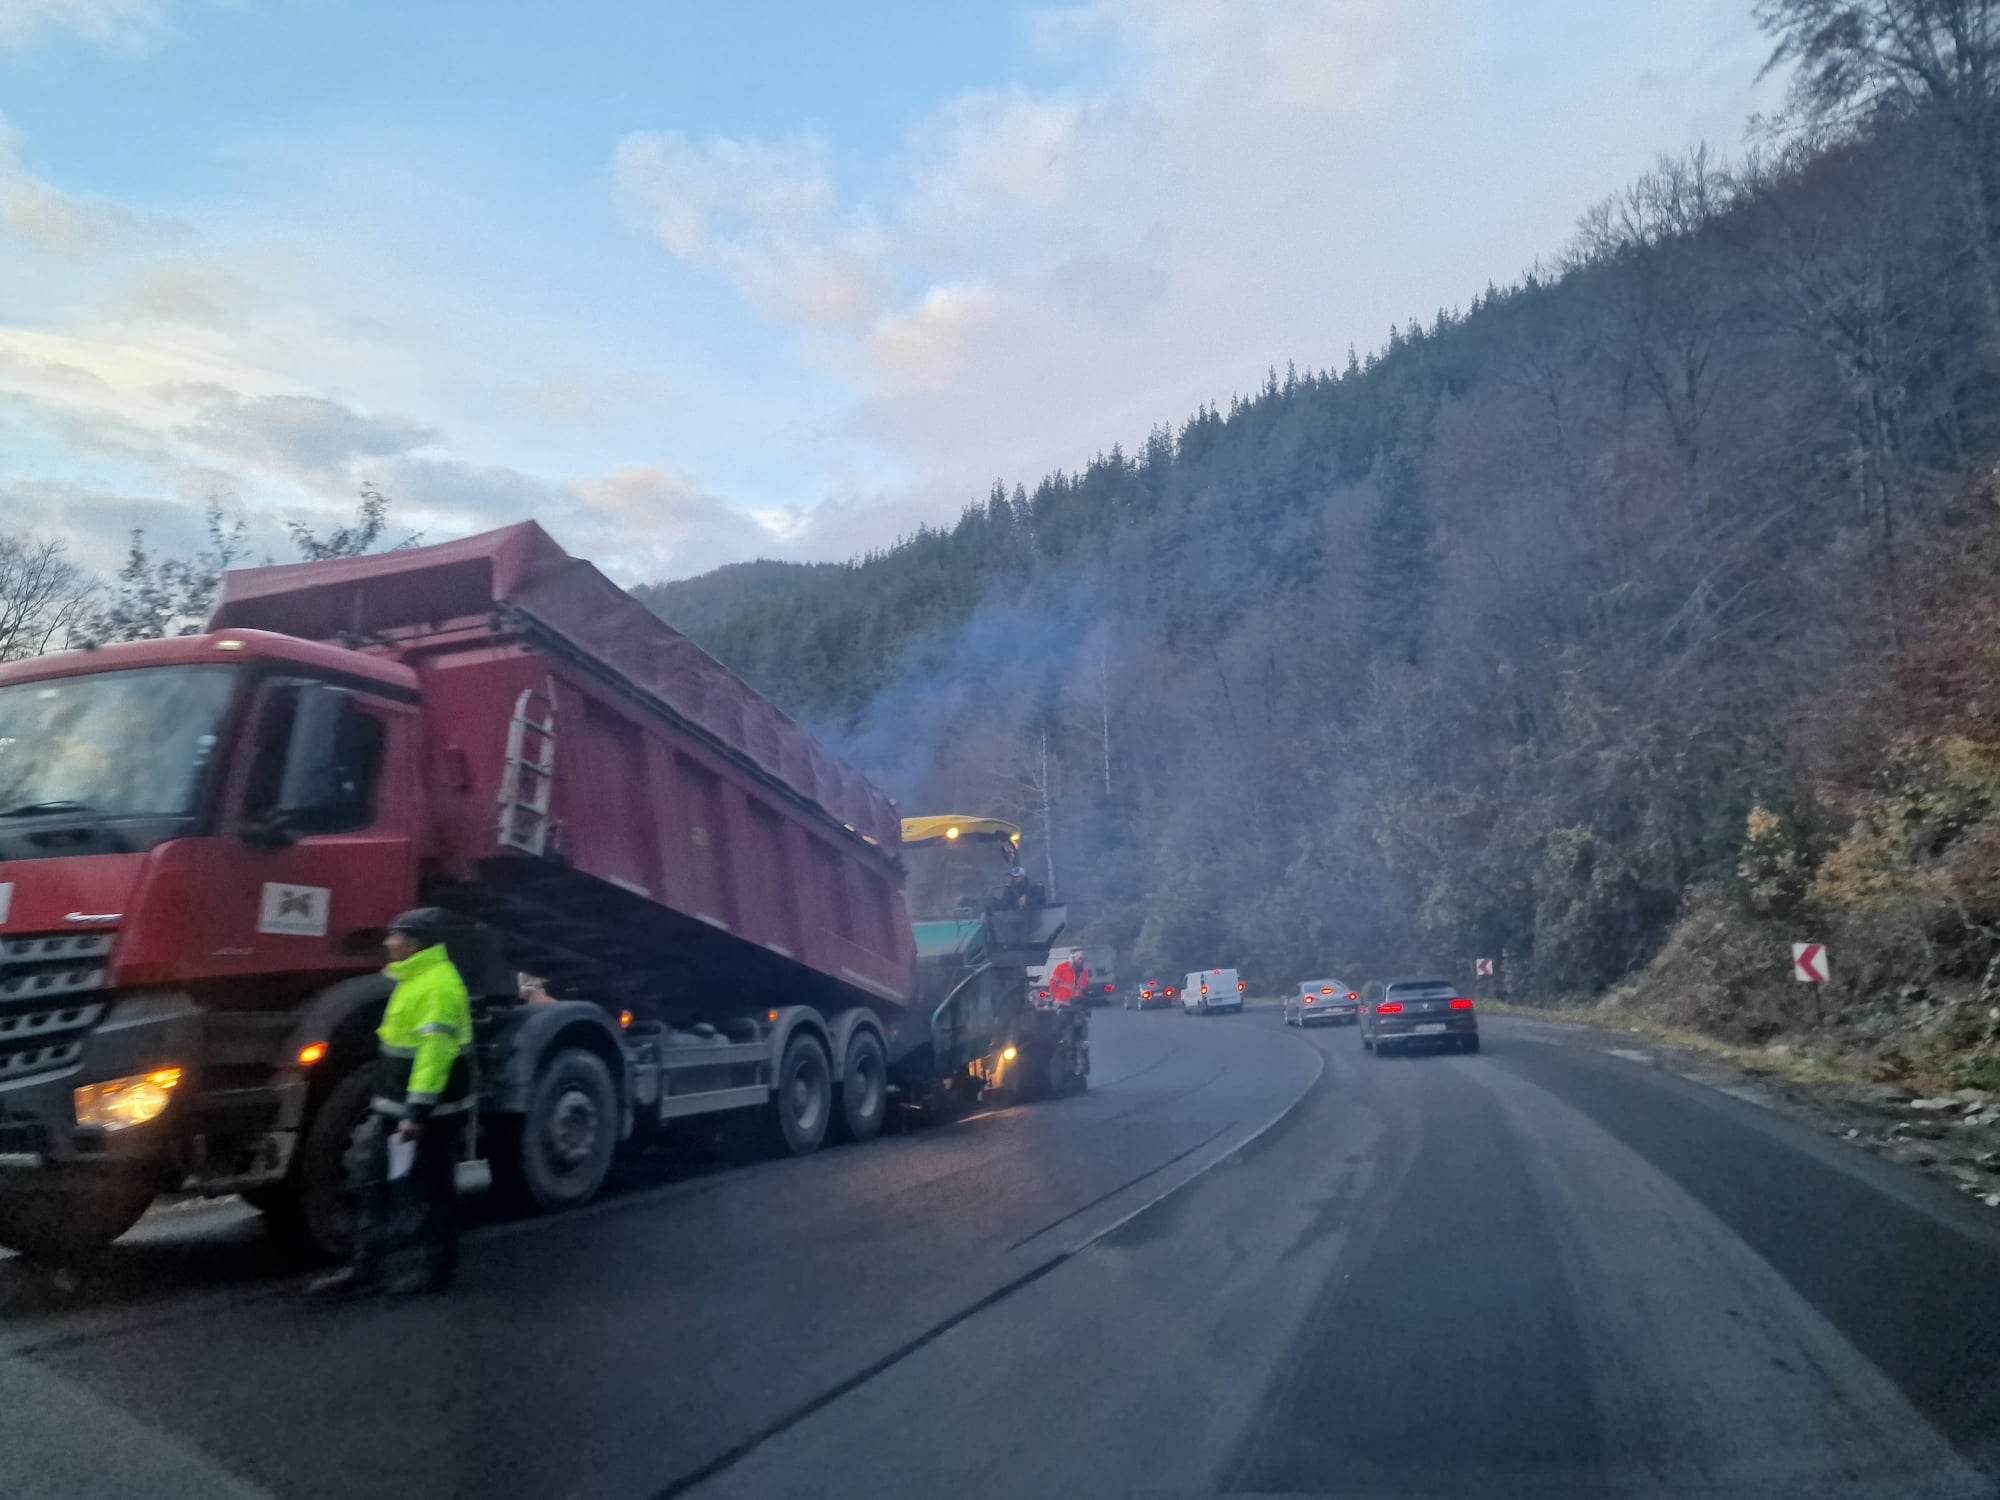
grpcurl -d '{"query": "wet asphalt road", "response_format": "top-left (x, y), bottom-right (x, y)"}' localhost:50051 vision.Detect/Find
top-left (3, 1007), bottom-right (1999, 1499)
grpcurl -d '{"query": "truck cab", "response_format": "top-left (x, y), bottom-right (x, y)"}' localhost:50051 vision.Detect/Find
top-left (0, 630), bottom-right (424, 1256)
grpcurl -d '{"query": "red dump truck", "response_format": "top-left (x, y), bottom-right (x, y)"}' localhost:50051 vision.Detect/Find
top-left (0, 523), bottom-right (1085, 1260)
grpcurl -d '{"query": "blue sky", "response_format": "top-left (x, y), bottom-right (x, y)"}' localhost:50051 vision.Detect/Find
top-left (0, 1), bottom-right (1785, 582)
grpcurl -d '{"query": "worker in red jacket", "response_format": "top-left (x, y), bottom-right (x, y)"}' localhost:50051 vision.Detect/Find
top-left (1047, 954), bottom-right (1090, 1005)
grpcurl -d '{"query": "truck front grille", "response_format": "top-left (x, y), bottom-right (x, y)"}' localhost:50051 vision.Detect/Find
top-left (0, 932), bottom-right (114, 1089)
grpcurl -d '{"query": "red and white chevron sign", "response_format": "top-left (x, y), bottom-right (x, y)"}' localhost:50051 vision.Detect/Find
top-left (1791, 943), bottom-right (1829, 984)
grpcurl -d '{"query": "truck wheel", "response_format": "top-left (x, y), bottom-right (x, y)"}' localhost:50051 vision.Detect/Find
top-left (770, 1033), bottom-right (832, 1157)
top-left (493, 1047), bottom-right (618, 1213)
top-left (834, 1030), bottom-right (887, 1145)
top-left (256, 1066), bottom-right (375, 1258)
top-left (0, 1169), bottom-right (155, 1261)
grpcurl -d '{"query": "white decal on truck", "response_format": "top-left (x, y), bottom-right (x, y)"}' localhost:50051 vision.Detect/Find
top-left (258, 883), bottom-right (330, 937)
top-left (0, 883), bottom-right (11, 926)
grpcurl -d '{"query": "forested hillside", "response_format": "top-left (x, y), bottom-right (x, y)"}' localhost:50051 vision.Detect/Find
top-left (648, 4), bottom-right (2000, 1080)
top-left (631, 558), bottom-right (842, 642)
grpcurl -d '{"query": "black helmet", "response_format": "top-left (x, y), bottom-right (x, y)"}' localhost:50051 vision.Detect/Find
top-left (386, 907), bottom-right (447, 947)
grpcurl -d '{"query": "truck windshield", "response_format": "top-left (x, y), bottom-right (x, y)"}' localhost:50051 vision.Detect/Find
top-left (0, 665), bottom-right (236, 821)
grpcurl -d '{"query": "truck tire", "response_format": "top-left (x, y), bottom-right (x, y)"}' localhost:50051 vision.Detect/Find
top-left (770, 1032), bottom-right (832, 1157)
top-left (491, 1047), bottom-right (618, 1213)
top-left (834, 1029), bottom-right (887, 1145)
top-left (253, 1065), bottom-right (375, 1258)
top-left (0, 1168), bottom-right (155, 1262)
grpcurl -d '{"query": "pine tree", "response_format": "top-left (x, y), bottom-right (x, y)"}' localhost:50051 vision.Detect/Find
top-left (1360, 454), bottom-right (1437, 665)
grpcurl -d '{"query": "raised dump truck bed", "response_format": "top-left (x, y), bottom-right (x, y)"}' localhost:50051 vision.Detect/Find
top-left (209, 522), bottom-right (914, 1026)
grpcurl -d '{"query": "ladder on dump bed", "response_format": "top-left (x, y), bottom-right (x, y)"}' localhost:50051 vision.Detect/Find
top-left (497, 682), bottom-right (557, 855)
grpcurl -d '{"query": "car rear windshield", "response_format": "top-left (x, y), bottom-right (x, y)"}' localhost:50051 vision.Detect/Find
top-left (1386, 980), bottom-right (1456, 998)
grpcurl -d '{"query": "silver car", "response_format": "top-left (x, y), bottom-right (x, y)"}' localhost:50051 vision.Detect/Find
top-left (1283, 979), bottom-right (1358, 1026)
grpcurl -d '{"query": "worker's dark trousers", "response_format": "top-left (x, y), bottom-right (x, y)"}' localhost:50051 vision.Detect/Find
top-left (349, 1113), bottom-right (460, 1285)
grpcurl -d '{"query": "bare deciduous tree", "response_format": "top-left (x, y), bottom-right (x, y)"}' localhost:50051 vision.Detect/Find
top-left (0, 532), bottom-right (92, 662)
top-left (1757, 0), bottom-right (2000, 318)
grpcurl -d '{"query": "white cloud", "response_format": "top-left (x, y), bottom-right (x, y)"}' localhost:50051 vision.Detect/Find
top-left (0, 119), bottom-right (744, 580)
top-left (114, 261), bottom-right (256, 328)
top-left (169, 388), bottom-right (438, 479)
top-left (615, 0), bottom-right (1787, 541)
top-left (566, 465), bottom-right (789, 579)
top-left (0, 120), bottom-right (167, 250)
top-left (614, 130), bottom-right (885, 330)
top-left (868, 282), bottom-right (997, 384)
top-left (347, 456), bottom-right (788, 583)
top-left (0, 478), bottom-right (244, 575)
top-left (0, 0), bottom-right (165, 50)
top-left (2, 2), bottom-right (1792, 593)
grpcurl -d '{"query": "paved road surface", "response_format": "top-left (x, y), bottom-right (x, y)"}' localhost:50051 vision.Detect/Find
top-left (3, 1009), bottom-right (1997, 1499)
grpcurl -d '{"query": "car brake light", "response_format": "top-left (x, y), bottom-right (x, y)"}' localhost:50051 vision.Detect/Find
top-left (1450, 998), bottom-right (1475, 1010)
top-left (1376, 1002), bottom-right (1404, 1014)
top-left (1303, 996), bottom-right (1314, 1005)
top-left (1320, 987), bottom-right (1332, 994)
top-left (1347, 991), bottom-right (1358, 1001)
top-left (1237, 981), bottom-right (1246, 992)
top-left (1105, 983), bottom-right (1114, 992)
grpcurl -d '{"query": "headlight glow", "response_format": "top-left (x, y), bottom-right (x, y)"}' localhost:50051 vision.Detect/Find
top-left (73, 1067), bottom-right (183, 1131)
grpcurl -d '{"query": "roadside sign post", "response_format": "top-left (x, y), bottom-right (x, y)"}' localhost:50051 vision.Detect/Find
top-left (1471, 956), bottom-right (1496, 1002)
top-left (1792, 942), bottom-right (1829, 1027)
top-left (1791, 943), bottom-right (1828, 983)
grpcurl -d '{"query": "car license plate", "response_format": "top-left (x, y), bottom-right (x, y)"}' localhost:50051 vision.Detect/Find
top-left (1414, 1022), bottom-right (1447, 1035)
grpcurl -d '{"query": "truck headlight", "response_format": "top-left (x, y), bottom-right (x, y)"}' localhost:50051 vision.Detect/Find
top-left (73, 1068), bottom-right (183, 1131)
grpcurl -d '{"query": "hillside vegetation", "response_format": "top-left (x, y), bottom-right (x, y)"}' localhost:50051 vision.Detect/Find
top-left (648, 3), bottom-right (2000, 1085)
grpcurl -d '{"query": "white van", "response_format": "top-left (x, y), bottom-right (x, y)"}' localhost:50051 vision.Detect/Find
top-left (1183, 967), bottom-right (1243, 1014)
